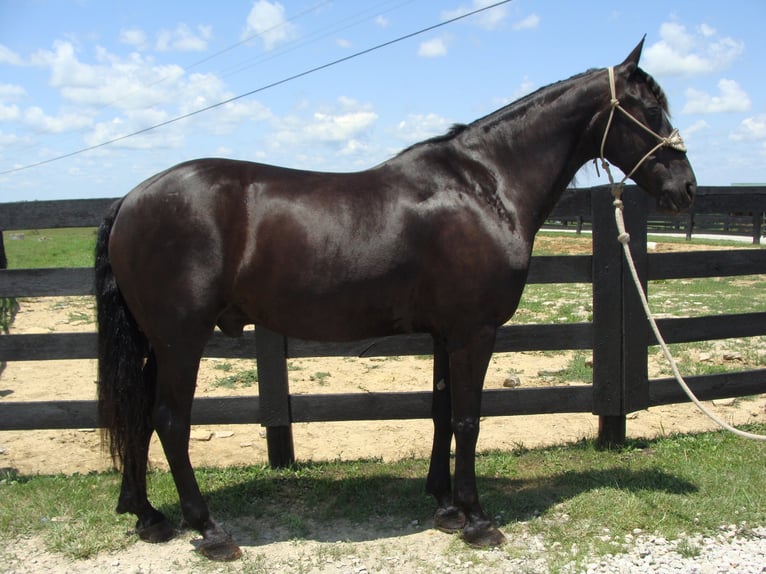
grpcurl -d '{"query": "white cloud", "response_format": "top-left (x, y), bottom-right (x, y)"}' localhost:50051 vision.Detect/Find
top-left (156, 23), bottom-right (212, 52)
top-left (243, 0), bottom-right (298, 51)
top-left (83, 108), bottom-right (185, 150)
top-left (33, 41), bottom-right (100, 89)
top-left (698, 23), bottom-right (716, 38)
top-left (442, 0), bottom-right (508, 30)
top-left (682, 79), bottom-right (750, 114)
top-left (0, 129), bottom-right (24, 146)
top-left (643, 21), bottom-right (744, 77)
top-left (0, 83), bottom-right (26, 102)
top-left (11, 36), bottom-right (276, 152)
top-left (0, 103), bottom-right (20, 121)
top-left (684, 119), bottom-right (710, 138)
top-left (271, 98), bottom-right (378, 155)
top-left (0, 44), bottom-right (24, 66)
top-left (395, 113), bottom-right (452, 144)
top-left (120, 28), bottom-right (148, 50)
top-left (29, 40), bottom-right (186, 112)
top-left (24, 106), bottom-right (93, 134)
top-left (730, 114), bottom-right (766, 142)
top-left (418, 37), bottom-right (448, 58)
top-left (304, 111), bottom-right (378, 143)
top-left (513, 14), bottom-right (540, 31)
top-left (375, 16), bottom-right (389, 28)
top-left (336, 38), bottom-right (352, 49)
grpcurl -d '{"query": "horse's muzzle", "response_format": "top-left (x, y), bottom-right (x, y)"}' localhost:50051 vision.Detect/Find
top-left (658, 179), bottom-right (696, 214)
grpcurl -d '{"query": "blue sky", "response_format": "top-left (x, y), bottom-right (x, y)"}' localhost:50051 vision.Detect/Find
top-left (1, 0), bottom-right (764, 201)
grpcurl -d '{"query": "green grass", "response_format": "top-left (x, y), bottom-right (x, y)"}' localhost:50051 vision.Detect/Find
top-left (212, 367), bottom-right (260, 389)
top-left (2, 228), bottom-right (98, 269)
top-left (0, 297), bottom-right (19, 333)
top-left (2, 427), bottom-right (765, 569)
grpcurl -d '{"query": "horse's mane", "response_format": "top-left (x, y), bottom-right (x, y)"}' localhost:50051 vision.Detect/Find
top-left (396, 69), bottom-right (596, 157)
top-left (396, 65), bottom-right (669, 156)
top-left (636, 67), bottom-right (669, 113)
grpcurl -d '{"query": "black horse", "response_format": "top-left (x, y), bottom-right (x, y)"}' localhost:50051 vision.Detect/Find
top-left (95, 40), bottom-right (695, 560)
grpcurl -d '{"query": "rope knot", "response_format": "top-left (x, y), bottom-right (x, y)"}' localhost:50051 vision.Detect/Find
top-left (617, 232), bottom-right (630, 244)
top-left (610, 97), bottom-right (619, 108)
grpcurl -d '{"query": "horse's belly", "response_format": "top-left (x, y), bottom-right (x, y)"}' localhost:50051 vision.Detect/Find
top-left (230, 276), bottom-right (418, 342)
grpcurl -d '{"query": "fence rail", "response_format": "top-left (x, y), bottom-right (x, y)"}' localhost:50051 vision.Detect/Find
top-left (548, 186), bottom-right (765, 243)
top-left (1, 186), bottom-right (764, 465)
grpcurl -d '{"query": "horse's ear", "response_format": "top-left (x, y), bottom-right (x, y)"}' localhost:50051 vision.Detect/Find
top-left (619, 36), bottom-right (646, 74)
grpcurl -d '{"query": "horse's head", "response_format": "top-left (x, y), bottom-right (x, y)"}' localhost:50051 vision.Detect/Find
top-left (598, 39), bottom-right (696, 213)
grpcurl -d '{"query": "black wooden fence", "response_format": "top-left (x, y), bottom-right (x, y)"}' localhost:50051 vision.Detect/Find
top-left (548, 187), bottom-right (766, 244)
top-left (1, 186), bottom-right (764, 467)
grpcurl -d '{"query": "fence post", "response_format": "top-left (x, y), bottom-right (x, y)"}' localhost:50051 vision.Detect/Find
top-left (621, 190), bottom-right (649, 415)
top-left (591, 187), bottom-right (625, 446)
top-left (591, 187), bottom-right (651, 447)
top-left (0, 231), bottom-right (6, 270)
top-left (686, 211), bottom-right (694, 240)
top-left (255, 327), bottom-right (295, 468)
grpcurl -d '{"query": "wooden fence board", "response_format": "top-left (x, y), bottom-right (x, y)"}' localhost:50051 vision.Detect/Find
top-left (0, 332), bottom-right (97, 361)
top-left (4, 313), bottom-right (760, 364)
top-left (4, 367), bottom-right (762, 431)
top-left (0, 198), bottom-right (115, 230)
top-left (653, 312), bottom-right (766, 345)
top-left (527, 255), bottom-right (592, 284)
top-left (649, 369), bottom-right (766, 406)
top-left (0, 323), bottom-right (598, 363)
top-left (0, 267), bottom-right (94, 297)
top-left (649, 250), bottom-right (766, 280)
top-left (0, 257), bottom-right (591, 299)
top-left (0, 396), bottom-right (262, 430)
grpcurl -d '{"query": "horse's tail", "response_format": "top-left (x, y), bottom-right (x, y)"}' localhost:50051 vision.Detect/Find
top-left (95, 199), bottom-right (153, 472)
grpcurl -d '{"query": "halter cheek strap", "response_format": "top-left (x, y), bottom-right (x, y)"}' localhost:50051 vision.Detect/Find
top-left (598, 66), bottom-right (687, 195)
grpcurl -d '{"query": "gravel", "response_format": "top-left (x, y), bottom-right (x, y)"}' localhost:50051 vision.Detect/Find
top-left (2, 524), bottom-right (766, 573)
top-left (559, 524), bottom-right (766, 574)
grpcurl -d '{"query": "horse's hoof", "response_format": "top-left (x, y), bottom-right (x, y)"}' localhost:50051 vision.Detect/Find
top-left (197, 538), bottom-right (243, 562)
top-left (462, 523), bottom-right (506, 548)
top-left (136, 519), bottom-right (175, 543)
top-left (434, 506), bottom-right (466, 534)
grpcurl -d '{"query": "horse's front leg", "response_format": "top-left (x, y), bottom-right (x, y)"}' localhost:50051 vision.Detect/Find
top-left (426, 337), bottom-right (465, 533)
top-left (153, 346), bottom-right (242, 562)
top-left (449, 327), bottom-right (506, 547)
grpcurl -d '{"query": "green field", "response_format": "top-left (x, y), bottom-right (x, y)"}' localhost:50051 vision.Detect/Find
top-left (2, 227), bottom-right (98, 269)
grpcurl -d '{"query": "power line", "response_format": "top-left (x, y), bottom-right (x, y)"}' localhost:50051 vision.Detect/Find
top-left (1, 0), bottom-right (513, 176)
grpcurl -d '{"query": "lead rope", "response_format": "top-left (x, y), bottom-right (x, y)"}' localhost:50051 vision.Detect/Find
top-left (600, 67), bottom-right (766, 441)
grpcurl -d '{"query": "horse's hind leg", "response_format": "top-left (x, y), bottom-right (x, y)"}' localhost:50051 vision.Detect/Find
top-left (152, 341), bottom-right (242, 562)
top-left (426, 337), bottom-right (465, 533)
top-left (116, 352), bottom-right (175, 542)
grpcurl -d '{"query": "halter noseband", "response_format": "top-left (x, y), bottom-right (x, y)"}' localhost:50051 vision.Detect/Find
top-left (598, 66), bottom-right (687, 196)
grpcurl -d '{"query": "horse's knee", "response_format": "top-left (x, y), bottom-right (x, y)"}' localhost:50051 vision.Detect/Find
top-left (452, 416), bottom-right (480, 439)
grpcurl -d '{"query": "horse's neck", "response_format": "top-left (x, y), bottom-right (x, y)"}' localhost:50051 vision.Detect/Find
top-left (472, 71), bottom-right (606, 232)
